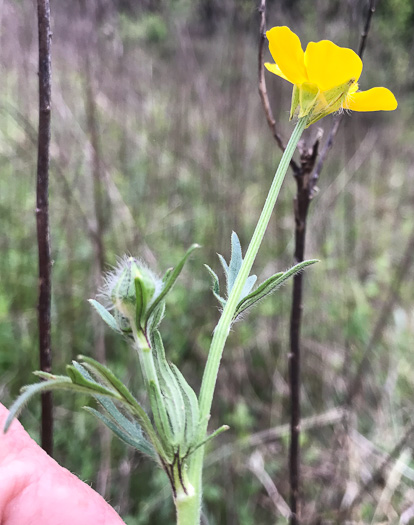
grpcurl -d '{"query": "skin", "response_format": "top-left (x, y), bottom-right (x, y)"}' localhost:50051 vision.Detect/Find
top-left (0, 403), bottom-right (125, 525)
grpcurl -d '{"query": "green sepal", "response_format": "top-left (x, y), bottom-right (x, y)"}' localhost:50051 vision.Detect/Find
top-left (134, 267), bottom-right (156, 329)
top-left (144, 244), bottom-right (200, 333)
top-left (299, 82), bottom-right (319, 118)
top-left (134, 277), bottom-right (145, 329)
top-left (234, 259), bottom-right (319, 319)
top-left (305, 78), bottom-right (355, 127)
top-left (88, 299), bottom-right (122, 334)
top-left (290, 84), bottom-right (300, 121)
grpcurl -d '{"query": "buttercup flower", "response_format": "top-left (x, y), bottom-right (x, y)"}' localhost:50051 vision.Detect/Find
top-left (265, 26), bottom-right (397, 126)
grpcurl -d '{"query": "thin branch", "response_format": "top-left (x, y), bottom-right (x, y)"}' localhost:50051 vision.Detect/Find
top-left (358, 0), bottom-right (376, 57)
top-left (257, 0), bottom-right (299, 174)
top-left (36, 0), bottom-right (53, 455)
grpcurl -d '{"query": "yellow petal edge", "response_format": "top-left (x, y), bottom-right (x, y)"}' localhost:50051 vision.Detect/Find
top-left (266, 26), bottom-right (307, 85)
top-left (345, 87), bottom-right (398, 112)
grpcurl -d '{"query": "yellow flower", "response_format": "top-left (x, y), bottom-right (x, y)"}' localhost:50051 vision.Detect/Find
top-left (265, 26), bottom-right (397, 126)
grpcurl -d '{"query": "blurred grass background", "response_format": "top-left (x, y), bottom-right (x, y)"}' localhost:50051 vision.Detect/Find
top-left (1, 0), bottom-right (414, 523)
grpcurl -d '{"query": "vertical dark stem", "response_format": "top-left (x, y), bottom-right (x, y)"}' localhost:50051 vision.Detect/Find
top-left (288, 149), bottom-right (318, 525)
top-left (36, 0), bottom-right (53, 455)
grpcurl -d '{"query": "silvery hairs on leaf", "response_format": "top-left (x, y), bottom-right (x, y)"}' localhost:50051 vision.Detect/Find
top-left (205, 231), bottom-right (257, 307)
top-left (206, 231), bottom-right (318, 320)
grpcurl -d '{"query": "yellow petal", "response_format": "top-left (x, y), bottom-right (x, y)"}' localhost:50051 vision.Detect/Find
top-left (264, 62), bottom-right (290, 82)
top-left (345, 87), bottom-right (398, 112)
top-left (304, 40), bottom-right (362, 91)
top-left (266, 26), bottom-right (307, 85)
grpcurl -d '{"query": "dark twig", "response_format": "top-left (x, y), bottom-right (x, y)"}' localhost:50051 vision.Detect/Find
top-left (258, 0), bottom-right (299, 174)
top-left (36, 0), bottom-right (53, 455)
top-left (257, 2), bottom-right (376, 523)
top-left (288, 141), bottom-right (319, 525)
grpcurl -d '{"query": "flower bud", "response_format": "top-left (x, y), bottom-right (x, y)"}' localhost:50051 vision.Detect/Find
top-left (103, 256), bottom-right (161, 332)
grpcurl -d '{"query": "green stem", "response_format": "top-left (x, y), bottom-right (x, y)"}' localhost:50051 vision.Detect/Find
top-left (188, 117), bottom-right (308, 521)
top-left (133, 329), bottom-right (160, 390)
top-left (174, 472), bottom-right (199, 525)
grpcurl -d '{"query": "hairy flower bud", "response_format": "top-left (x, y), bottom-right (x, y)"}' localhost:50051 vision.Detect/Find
top-left (101, 256), bottom-right (161, 332)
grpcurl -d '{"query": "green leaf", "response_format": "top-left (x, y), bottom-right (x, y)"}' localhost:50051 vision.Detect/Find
top-left (170, 363), bottom-right (200, 451)
top-left (76, 355), bottom-right (164, 455)
top-left (217, 232), bottom-right (257, 302)
top-left (151, 330), bottom-right (185, 444)
top-left (204, 264), bottom-right (226, 307)
top-left (144, 244), bottom-right (200, 332)
top-left (72, 363), bottom-right (156, 460)
top-left (146, 300), bottom-right (166, 335)
top-left (187, 425), bottom-right (229, 457)
top-left (66, 364), bottom-right (121, 398)
top-left (77, 356), bottom-right (139, 407)
top-left (228, 231), bottom-right (243, 294)
top-left (88, 299), bottom-right (122, 334)
top-left (3, 378), bottom-right (122, 433)
top-left (241, 274), bottom-right (257, 299)
top-left (148, 380), bottom-right (174, 457)
top-left (84, 407), bottom-right (156, 459)
top-left (234, 259), bottom-right (319, 319)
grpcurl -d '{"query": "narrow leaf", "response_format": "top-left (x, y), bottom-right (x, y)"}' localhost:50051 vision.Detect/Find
top-left (227, 231), bottom-right (243, 296)
top-left (151, 330), bottom-right (185, 442)
top-left (73, 363), bottom-right (156, 459)
top-left (76, 355), bottom-right (162, 450)
top-left (148, 380), bottom-right (175, 456)
top-left (187, 425), bottom-right (229, 457)
top-left (204, 264), bottom-right (226, 306)
top-left (146, 300), bottom-right (166, 335)
top-left (66, 364), bottom-right (121, 398)
top-left (4, 378), bottom-right (122, 433)
top-left (77, 356), bottom-right (139, 407)
top-left (240, 274), bottom-right (257, 300)
top-left (234, 259), bottom-right (319, 319)
top-left (170, 363), bottom-right (200, 448)
top-left (84, 407), bottom-right (156, 459)
top-left (217, 254), bottom-right (229, 275)
top-left (88, 299), bottom-right (122, 334)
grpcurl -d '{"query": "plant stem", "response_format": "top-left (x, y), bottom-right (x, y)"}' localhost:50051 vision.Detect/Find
top-left (175, 489), bottom-right (199, 525)
top-left (133, 330), bottom-right (161, 391)
top-left (36, 0), bottom-right (53, 456)
top-left (188, 116), bottom-right (308, 521)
